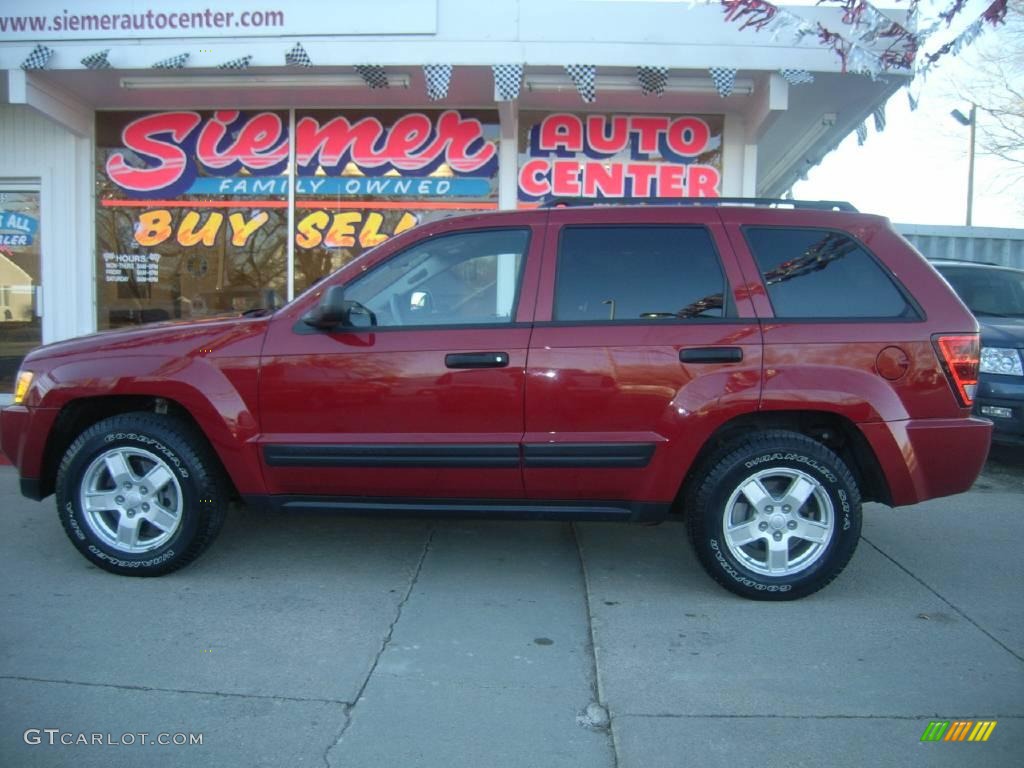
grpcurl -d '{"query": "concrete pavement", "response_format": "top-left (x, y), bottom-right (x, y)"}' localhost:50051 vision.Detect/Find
top-left (1, 451), bottom-right (1021, 767)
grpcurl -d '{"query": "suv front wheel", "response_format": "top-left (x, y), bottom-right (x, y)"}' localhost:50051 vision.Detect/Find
top-left (55, 413), bottom-right (228, 576)
top-left (687, 431), bottom-right (862, 600)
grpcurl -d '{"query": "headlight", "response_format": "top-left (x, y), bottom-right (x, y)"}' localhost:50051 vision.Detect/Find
top-left (979, 347), bottom-right (1024, 376)
top-left (13, 370), bottom-right (34, 404)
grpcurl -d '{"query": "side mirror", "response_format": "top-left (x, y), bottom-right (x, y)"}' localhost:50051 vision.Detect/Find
top-left (303, 286), bottom-right (377, 330)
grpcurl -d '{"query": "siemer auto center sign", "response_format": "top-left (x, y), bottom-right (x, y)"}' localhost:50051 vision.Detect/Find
top-left (0, 0), bottom-right (437, 39)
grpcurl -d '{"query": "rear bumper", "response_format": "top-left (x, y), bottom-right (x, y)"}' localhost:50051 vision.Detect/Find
top-left (861, 416), bottom-right (992, 507)
top-left (1, 405), bottom-right (58, 500)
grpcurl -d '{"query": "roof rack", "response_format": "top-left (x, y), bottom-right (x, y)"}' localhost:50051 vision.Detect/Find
top-left (539, 197), bottom-right (858, 212)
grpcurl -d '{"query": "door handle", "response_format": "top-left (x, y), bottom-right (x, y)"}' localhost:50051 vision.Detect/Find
top-left (679, 346), bottom-right (743, 364)
top-left (445, 352), bottom-right (510, 369)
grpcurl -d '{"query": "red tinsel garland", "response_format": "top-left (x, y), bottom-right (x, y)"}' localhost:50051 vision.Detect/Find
top-left (721, 0), bottom-right (779, 30)
top-left (723, 0), bottom-right (1009, 73)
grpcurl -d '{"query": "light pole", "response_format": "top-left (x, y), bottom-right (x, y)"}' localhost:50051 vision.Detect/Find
top-left (950, 104), bottom-right (977, 226)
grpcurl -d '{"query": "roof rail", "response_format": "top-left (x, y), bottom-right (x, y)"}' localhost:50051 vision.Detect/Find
top-left (539, 197), bottom-right (858, 212)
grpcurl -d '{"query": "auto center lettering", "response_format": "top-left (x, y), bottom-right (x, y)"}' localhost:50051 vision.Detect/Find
top-left (106, 110), bottom-right (498, 198)
top-left (519, 114), bottom-right (721, 200)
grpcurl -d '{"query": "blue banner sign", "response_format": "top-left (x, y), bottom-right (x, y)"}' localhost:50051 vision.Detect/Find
top-left (0, 209), bottom-right (38, 246)
top-left (187, 176), bottom-right (492, 198)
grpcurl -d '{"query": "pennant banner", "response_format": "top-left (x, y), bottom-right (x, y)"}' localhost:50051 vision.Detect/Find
top-left (709, 67), bottom-right (737, 97)
top-left (219, 55), bottom-right (253, 70)
top-left (285, 43), bottom-right (312, 67)
top-left (356, 65), bottom-right (390, 89)
top-left (492, 64), bottom-right (523, 101)
top-left (423, 64), bottom-right (453, 101)
top-left (152, 53), bottom-right (189, 70)
top-left (81, 49), bottom-right (111, 70)
top-left (856, 121), bottom-right (868, 146)
top-left (637, 65), bottom-right (669, 96)
top-left (780, 68), bottom-right (814, 85)
top-left (21, 44), bottom-right (54, 70)
top-left (565, 64), bottom-right (597, 103)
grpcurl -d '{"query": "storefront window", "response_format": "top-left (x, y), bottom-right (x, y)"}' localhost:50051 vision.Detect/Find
top-left (95, 109), bottom-right (501, 327)
top-left (517, 112), bottom-right (724, 205)
top-left (0, 187), bottom-right (41, 392)
top-left (292, 109), bottom-right (500, 293)
top-left (96, 111), bottom-right (288, 329)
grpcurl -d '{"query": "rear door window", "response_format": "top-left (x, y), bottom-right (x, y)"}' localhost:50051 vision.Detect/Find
top-left (743, 227), bottom-right (917, 319)
top-left (554, 226), bottom-right (727, 322)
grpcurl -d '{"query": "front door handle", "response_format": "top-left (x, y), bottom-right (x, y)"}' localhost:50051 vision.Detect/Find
top-left (445, 352), bottom-right (510, 369)
top-left (679, 346), bottom-right (743, 364)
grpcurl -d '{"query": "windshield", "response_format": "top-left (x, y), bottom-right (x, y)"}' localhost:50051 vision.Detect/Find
top-left (938, 266), bottom-right (1024, 318)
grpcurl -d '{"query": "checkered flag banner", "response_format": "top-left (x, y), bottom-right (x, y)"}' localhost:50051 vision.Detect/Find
top-left (219, 55), bottom-right (253, 70)
top-left (285, 43), bottom-right (312, 67)
top-left (709, 67), bottom-right (737, 98)
top-left (905, 85), bottom-right (919, 112)
top-left (356, 65), bottom-right (390, 89)
top-left (565, 64), bottom-right (596, 103)
top-left (81, 49), bottom-right (112, 70)
top-left (873, 104), bottom-right (886, 133)
top-left (492, 64), bottom-right (523, 101)
top-left (856, 121), bottom-right (868, 146)
top-left (780, 69), bottom-right (814, 86)
top-left (423, 64), bottom-right (452, 101)
top-left (21, 44), bottom-right (54, 70)
top-left (637, 66), bottom-right (668, 96)
top-left (152, 53), bottom-right (189, 69)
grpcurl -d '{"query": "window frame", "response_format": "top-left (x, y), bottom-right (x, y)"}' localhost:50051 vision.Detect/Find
top-left (296, 226), bottom-right (533, 333)
top-left (740, 224), bottom-right (925, 323)
top-left (546, 223), bottom-right (735, 327)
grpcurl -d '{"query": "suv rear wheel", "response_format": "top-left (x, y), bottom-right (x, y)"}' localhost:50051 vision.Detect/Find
top-left (55, 413), bottom-right (228, 576)
top-left (687, 430), bottom-right (862, 600)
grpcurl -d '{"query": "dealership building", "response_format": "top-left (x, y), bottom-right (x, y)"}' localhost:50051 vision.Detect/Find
top-left (0, 0), bottom-right (908, 396)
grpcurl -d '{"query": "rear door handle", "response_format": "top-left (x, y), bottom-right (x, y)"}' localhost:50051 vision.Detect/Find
top-left (679, 346), bottom-right (743, 364)
top-left (445, 352), bottom-right (510, 369)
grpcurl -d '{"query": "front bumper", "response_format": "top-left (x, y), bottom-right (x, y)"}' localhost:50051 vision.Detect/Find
top-left (974, 373), bottom-right (1024, 445)
top-left (860, 416), bottom-right (992, 507)
top-left (1, 405), bottom-right (59, 500)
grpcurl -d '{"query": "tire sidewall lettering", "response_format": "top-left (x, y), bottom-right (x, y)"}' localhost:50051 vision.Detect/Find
top-left (743, 451), bottom-right (837, 484)
top-left (102, 432), bottom-right (190, 479)
top-left (709, 538), bottom-right (790, 592)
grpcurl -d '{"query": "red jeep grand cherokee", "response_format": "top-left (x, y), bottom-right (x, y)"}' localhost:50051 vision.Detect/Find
top-left (0, 201), bottom-right (991, 599)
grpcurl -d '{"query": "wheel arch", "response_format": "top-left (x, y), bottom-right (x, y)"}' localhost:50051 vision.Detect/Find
top-left (39, 396), bottom-right (241, 501)
top-left (676, 410), bottom-right (892, 515)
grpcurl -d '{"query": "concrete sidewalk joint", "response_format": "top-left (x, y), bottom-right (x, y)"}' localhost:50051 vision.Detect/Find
top-left (0, 674), bottom-right (352, 705)
top-left (323, 526), bottom-right (436, 768)
top-left (572, 523), bottom-right (620, 768)
top-left (861, 535), bottom-right (1024, 664)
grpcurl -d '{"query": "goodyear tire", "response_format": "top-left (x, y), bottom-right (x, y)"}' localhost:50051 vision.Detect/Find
top-left (687, 430), bottom-right (862, 600)
top-left (55, 413), bottom-right (227, 576)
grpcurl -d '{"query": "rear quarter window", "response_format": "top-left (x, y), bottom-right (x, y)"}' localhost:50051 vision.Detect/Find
top-left (743, 227), bottom-right (917, 319)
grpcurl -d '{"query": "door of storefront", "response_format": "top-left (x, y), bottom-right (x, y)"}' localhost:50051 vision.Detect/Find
top-left (0, 183), bottom-right (42, 394)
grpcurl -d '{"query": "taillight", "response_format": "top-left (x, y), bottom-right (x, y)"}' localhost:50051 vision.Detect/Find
top-left (932, 334), bottom-right (980, 407)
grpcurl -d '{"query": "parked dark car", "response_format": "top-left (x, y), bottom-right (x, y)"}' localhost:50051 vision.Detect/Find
top-left (1, 200), bottom-right (992, 600)
top-left (932, 259), bottom-right (1024, 446)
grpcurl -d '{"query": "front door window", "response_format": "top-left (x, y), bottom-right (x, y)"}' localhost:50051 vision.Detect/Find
top-left (0, 186), bottom-right (41, 393)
